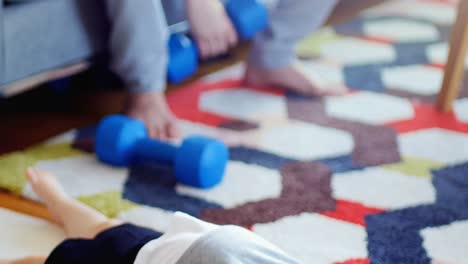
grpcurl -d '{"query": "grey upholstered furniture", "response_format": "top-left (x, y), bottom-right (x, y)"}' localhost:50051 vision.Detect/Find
top-left (0, 0), bottom-right (184, 97)
top-left (0, 0), bottom-right (111, 96)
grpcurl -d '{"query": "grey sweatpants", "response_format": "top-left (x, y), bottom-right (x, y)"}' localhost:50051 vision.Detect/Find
top-left (105, 0), bottom-right (338, 93)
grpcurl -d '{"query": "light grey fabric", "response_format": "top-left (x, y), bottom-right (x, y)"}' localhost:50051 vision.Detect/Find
top-left (249, 0), bottom-right (339, 69)
top-left (1, 0), bottom-right (337, 95)
top-left (2, 0), bottom-right (109, 85)
top-left (106, 0), bottom-right (339, 93)
top-left (162, 0), bottom-right (186, 26)
top-left (105, 0), bottom-right (172, 93)
top-left (176, 226), bottom-right (300, 264)
top-left (0, 0), bottom-right (185, 93)
top-left (0, 0), bottom-right (186, 95)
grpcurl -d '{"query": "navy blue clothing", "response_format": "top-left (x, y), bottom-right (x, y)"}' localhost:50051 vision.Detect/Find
top-left (45, 224), bottom-right (162, 264)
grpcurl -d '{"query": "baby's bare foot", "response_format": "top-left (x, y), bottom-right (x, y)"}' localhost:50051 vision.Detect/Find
top-left (126, 91), bottom-right (180, 140)
top-left (26, 168), bottom-right (67, 204)
top-left (26, 168), bottom-right (67, 224)
top-left (245, 62), bottom-right (348, 96)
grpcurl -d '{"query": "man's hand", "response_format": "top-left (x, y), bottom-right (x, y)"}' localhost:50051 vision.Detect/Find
top-left (186, 0), bottom-right (238, 59)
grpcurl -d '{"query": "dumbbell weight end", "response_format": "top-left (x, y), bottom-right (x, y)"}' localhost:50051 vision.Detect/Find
top-left (175, 137), bottom-right (229, 188)
top-left (167, 34), bottom-right (199, 84)
top-left (225, 0), bottom-right (269, 40)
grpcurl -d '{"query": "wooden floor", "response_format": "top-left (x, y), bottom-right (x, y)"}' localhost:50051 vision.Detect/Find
top-left (0, 0), bottom-right (385, 221)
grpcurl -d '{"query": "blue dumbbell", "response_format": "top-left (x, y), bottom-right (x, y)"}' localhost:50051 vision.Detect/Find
top-left (167, 33), bottom-right (199, 84)
top-left (167, 0), bottom-right (269, 83)
top-left (225, 0), bottom-right (269, 40)
top-left (95, 115), bottom-right (229, 189)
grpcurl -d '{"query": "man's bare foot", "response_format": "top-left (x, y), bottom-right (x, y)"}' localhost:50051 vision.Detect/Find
top-left (126, 91), bottom-right (180, 140)
top-left (186, 0), bottom-right (238, 59)
top-left (25, 168), bottom-right (67, 224)
top-left (245, 62), bottom-right (348, 96)
top-left (26, 168), bottom-right (117, 239)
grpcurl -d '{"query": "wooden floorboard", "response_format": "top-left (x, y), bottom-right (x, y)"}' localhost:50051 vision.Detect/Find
top-left (0, 191), bottom-right (54, 221)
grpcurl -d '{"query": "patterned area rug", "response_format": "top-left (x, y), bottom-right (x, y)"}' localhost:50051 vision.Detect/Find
top-left (1, 0), bottom-right (468, 263)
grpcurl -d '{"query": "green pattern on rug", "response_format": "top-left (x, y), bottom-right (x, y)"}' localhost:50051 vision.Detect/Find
top-left (296, 28), bottom-right (341, 57)
top-left (78, 191), bottom-right (137, 218)
top-left (26, 142), bottom-right (84, 160)
top-left (383, 157), bottom-right (445, 178)
top-left (0, 143), bottom-right (84, 194)
top-left (0, 153), bottom-right (36, 194)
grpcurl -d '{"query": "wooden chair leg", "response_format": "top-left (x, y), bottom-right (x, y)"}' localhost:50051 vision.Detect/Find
top-left (436, 1), bottom-right (468, 113)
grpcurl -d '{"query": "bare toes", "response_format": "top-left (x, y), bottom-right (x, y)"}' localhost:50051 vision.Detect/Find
top-left (26, 168), bottom-right (38, 184)
top-left (166, 120), bottom-right (181, 139)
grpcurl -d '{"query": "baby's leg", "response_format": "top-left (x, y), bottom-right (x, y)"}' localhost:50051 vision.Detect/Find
top-left (0, 256), bottom-right (46, 264)
top-left (26, 168), bottom-right (123, 239)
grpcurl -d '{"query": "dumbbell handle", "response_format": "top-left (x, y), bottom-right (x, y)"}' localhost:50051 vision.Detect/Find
top-left (168, 0), bottom-right (267, 38)
top-left (134, 138), bottom-right (177, 165)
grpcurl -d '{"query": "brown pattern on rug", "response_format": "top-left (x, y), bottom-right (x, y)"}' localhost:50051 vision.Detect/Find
top-left (72, 137), bottom-right (94, 153)
top-left (200, 162), bottom-right (335, 226)
top-left (459, 71), bottom-right (468, 99)
top-left (218, 120), bottom-right (259, 131)
top-left (287, 98), bottom-right (400, 166)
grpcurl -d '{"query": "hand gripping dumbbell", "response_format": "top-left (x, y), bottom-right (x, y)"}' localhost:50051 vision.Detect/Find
top-left (167, 0), bottom-right (269, 83)
top-left (95, 115), bottom-right (229, 189)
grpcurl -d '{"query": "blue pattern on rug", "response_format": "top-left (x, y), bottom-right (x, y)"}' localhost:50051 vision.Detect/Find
top-left (366, 162), bottom-right (468, 263)
top-left (124, 162), bottom-right (222, 217)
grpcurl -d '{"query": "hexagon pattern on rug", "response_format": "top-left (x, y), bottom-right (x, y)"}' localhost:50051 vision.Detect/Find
top-left (454, 98), bottom-right (468, 123)
top-left (363, 18), bottom-right (439, 42)
top-left (402, 1), bottom-right (456, 25)
top-left (202, 63), bottom-right (245, 82)
top-left (24, 155), bottom-right (128, 200)
top-left (398, 128), bottom-right (468, 164)
top-left (319, 37), bottom-right (396, 65)
top-left (199, 88), bottom-right (288, 121)
top-left (176, 161), bottom-right (282, 208)
top-left (426, 42), bottom-right (468, 68)
top-left (421, 220), bottom-right (468, 264)
top-left (325, 92), bottom-right (414, 124)
top-left (253, 213), bottom-right (368, 264)
top-left (382, 65), bottom-right (443, 95)
top-left (302, 60), bottom-right (345, 87)
top-left (0, 1), bottom-right (466, 263)
top-left (332, 167), bottom-right (436, 209)
top-left (258, 120), bottom-right (354, 160)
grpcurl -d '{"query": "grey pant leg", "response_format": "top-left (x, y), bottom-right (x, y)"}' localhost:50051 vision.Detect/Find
top-left (105, 0), bottom-right (169, 93)
top-left (249, 0), bottom-right (339, 69)
top-left (162, 0), bottom-right (186, 25)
